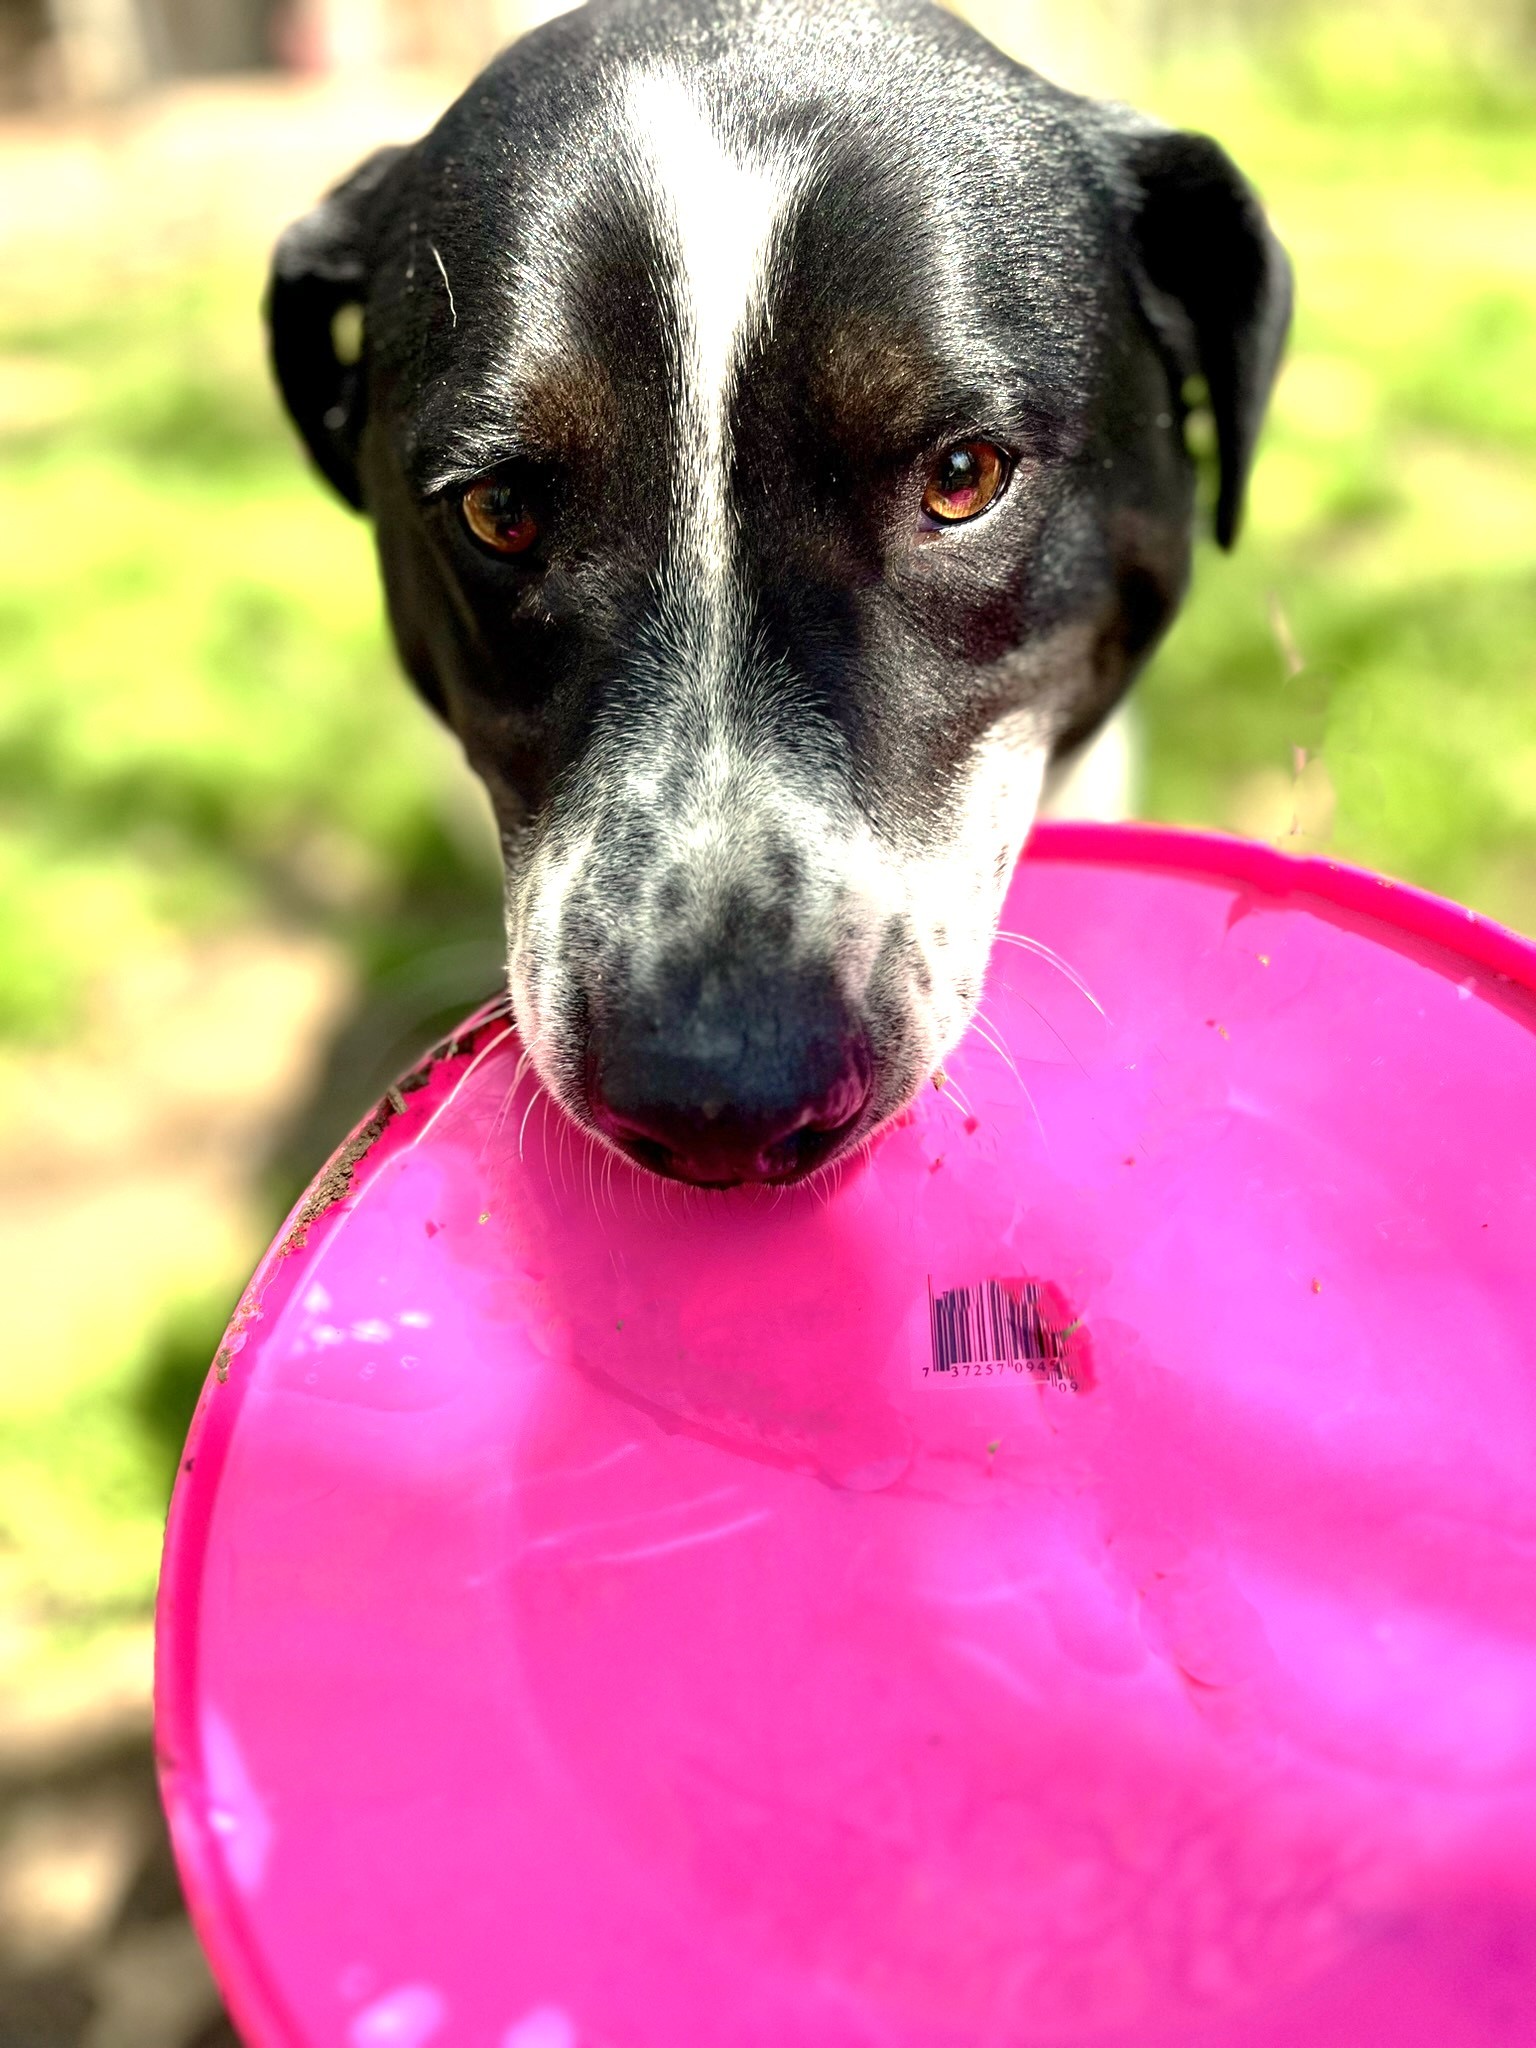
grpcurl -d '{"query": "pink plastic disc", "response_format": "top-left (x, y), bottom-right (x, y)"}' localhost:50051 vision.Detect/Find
top-left (157, 823), bottom-right (1536, 2048)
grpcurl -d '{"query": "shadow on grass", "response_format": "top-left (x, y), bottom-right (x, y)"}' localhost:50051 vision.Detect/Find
top-left (0, 1718), bottom-right (242, 2048)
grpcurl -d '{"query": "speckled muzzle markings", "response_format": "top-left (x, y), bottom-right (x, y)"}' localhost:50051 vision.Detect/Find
top-left (505, 68), bottom-right (896, 1183)
top-left (266, 0), bottom-right (1292, 1187)
top-left (503, 68), bottom-right (1050, 1183)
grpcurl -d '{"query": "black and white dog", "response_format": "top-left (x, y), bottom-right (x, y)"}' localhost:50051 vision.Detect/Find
top-left (268, 0), bottom-right (1290, 1189)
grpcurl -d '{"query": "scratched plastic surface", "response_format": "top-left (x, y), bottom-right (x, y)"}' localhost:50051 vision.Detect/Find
top-left (157, 824), bottom-right (1536, 2048)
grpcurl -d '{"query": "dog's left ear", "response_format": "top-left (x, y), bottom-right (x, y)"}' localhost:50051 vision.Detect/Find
top-left (1114, 124), bottom-right (1293, 549)
top-left (266, 145), bottom-right (409, 511)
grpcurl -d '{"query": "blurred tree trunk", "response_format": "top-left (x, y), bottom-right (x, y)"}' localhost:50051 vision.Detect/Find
top-left (42, 0), bottom-right (150, 96)
top-left (37, 0), bottom-right (279, 94)
top-left (0, 0), bottom-right (52, 103)
top-left (145, 0), bottom-right (279, 73)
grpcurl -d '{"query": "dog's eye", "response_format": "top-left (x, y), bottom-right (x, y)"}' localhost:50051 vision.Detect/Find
top-left (922, 440), bottom-right (1008, 524)
top-left (462, 477), bottom-right (540, 556)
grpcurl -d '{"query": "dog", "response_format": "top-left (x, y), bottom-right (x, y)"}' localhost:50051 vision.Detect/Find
top-left (267, 0), bottom-right (1290, 1189)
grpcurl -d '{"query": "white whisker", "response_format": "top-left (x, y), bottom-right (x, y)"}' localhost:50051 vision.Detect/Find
top-left (539, 1091), bottom-right (555, 1182)
top-left (967, 1009), bottom-right (1048, 1149)
top-left (968, 1008), bottom-right (1021, 1079)
top-left (993, 930), bottom-right (1107, 1018)
top-left (487, 1041), bottom-right (542, 1151)
top-left (451, 1019), bottom-right (518, 1094)
top-left (517, 1087), bottom-right (541, 1165)
top-left (937, 1071), bottom-right (974, 1121)
top-left (406, 1020), bottom-right (518, 1153)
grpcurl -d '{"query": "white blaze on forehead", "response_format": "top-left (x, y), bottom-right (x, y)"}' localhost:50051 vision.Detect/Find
top-left (623, 68), bottom-right (792, 590)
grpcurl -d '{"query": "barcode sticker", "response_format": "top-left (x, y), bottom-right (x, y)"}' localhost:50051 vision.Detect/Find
top-left (923, 1278), bottom-right (1084, 1390)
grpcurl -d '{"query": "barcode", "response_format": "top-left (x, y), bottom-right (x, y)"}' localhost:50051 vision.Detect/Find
top-left (927, 1278), bottom-right (1080, 1388)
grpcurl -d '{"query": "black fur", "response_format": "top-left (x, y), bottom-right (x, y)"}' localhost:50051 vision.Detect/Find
top-left (267, 0), bottom-right (1290, 1187)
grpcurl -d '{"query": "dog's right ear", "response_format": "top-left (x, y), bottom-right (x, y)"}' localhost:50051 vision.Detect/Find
top-left (266, 146), bottom-right (408, 510)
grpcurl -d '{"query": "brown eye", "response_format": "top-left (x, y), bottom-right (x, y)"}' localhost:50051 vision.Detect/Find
top-left (922, 440), bottom-right (1008, 524)
top-left (462, 477), bottom-right (539, 555)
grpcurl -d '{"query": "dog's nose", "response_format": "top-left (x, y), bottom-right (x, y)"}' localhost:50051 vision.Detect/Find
top-left (588, 971), bottom-right (872, 1187)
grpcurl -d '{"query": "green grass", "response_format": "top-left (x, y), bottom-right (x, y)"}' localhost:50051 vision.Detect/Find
top-left (1133, 46), bottom-right (1536, 925)
top-left (0, 275), bottom-right (501, 1046)
top-left (1, 31), bottom-right (1533, 1641)
top-left (3, 62), bottom-right (1532, 1034)
top-left (0, 269), bottom-right (503, 1638)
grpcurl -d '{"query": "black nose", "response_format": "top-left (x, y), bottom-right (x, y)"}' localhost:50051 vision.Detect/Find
top-left (587, 967), bottom-right (872, 1187)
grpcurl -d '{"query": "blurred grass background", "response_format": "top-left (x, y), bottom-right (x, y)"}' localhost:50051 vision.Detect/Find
top-left (2, 0), bottom-right (1534, 1657)
top-left (0, 0), bottom-right (1533, 2034)
top-left (3, 0), bottom-right (1536, 1659)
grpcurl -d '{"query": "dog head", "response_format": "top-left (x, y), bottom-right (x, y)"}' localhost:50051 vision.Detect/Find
top-left (268, 0), bottom-right (1289, 1186)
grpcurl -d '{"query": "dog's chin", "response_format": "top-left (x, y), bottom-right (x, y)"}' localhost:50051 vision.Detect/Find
top-left (602, 1105), bottom-right (873, 1191)
top-left (521, 1072), bottom-right (917, 1193)
top-left (509, 978), bottom-right (953, 1192)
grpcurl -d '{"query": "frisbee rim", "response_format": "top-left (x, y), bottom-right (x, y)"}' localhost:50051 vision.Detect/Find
top-left (152, 820), bottom-right (1536, 2048)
